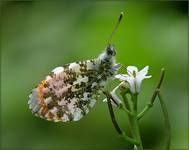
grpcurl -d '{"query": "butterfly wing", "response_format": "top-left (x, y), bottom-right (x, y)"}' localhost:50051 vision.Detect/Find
top-left (28, 60), bottom-right (100, 122)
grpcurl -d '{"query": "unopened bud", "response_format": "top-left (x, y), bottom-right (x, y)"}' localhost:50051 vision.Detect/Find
top-left (120, 82), bottom-right (129, 93)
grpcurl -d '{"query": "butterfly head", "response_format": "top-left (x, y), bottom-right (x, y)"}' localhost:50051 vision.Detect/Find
top-left (97, 44), bottom-right (116, 62)
top-left (106, 44), bottom-right (116, 57)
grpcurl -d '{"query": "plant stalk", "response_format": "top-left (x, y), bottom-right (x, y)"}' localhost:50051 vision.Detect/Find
top-left (103, 91), bottom-right (138, 145)
top-left (158, 92), bottom-right (171, 149)
top-left (129, 94), bottom-right (143, 150)
top-left (137, 68), bottom-right (165, 120)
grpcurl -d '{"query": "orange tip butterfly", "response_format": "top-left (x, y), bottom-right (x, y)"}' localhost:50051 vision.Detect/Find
top-left (28, 12), bottom-right (124, 122)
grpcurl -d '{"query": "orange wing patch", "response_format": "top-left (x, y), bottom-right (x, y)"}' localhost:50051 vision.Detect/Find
top-left (37, 80), bottom-right (47, 104)
top-left (37, 80), bottom-right (51, 118)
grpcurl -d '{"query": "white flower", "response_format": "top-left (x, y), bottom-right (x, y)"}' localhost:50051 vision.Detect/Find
top-left (115, 66), bottom-right (152, 94)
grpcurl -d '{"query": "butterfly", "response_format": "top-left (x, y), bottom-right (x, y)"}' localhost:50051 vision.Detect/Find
top-left (28, 12), bottom-right (124, 122)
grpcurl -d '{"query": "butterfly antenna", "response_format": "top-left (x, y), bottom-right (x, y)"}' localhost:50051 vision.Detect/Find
top-left (107, 12), bottom-right (124, 45)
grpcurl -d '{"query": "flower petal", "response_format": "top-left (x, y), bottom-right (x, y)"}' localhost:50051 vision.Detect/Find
top-left (115, 74), bottom-right (128, 81)
top-left (144, 75), bottom-right (152, 79)
top-left (138, 66), bottom-right (149, 77)
top-left (125, 76), bottom-right (136, 94)
top-left (135, 66), bottom-right (151, 93)
top-left (127, 66), bottom-right (138, 76)
top-left (135, 76), bottom-right (143, 93)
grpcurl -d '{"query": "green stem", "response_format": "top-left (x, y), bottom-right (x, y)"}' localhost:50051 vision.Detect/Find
top-left (137, 102), bottom-right (154, 120)
top-left (120, 133), bottom-right (139, 145)
top-left (120, 92), bottom-right (143, 149)
top-left (137, 68), bottom-right (165, 120)
top-left (120, 92), bottom-right (136, 143)
top-left (129, 94), bottom-right (143, 150)
top-left (119, 104), bottom-right (133, 116)
top-left (158, 92), bottom-right (171, 149)
top-left (121, 92), bottom-right (131, 111)
top-left (103, 91), bottom-right (138, 145)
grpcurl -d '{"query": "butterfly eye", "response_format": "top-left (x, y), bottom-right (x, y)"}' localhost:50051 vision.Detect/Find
top-left (106, 45), bottom-right (116, 56)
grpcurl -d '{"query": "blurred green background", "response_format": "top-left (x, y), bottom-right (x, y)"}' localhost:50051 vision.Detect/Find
top-left (1, 1), bottom-right (188, 149)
